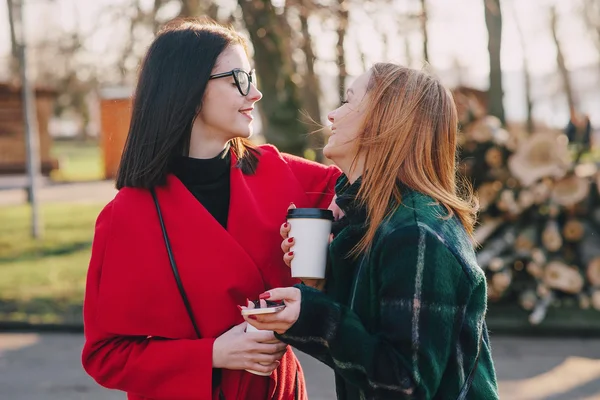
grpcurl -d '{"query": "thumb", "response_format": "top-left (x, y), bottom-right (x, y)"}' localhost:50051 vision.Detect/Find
top-left (260, 287), bottom-right (300, 302)
top-left (288, 202), bottom-right (296, 211)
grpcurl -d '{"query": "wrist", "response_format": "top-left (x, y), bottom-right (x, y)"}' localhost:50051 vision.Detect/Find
top-left (212, 338), bottom-right (223, 368)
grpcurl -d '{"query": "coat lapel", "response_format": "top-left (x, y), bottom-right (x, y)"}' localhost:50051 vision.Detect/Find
top-left (227, 151), bottom-right (307, 290)
top-left (98, 149), bottom-right (310, 340)
top-left (154, 174), bottom-right (267, 337)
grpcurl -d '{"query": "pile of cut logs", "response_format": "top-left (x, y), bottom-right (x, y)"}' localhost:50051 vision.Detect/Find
top-left (458, 112), bottom-right (600, 325)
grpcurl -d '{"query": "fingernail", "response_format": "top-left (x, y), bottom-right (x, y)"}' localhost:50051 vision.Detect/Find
top-left (259, 292), bottom-right (271, 300)
top-left (288, 251), bottom-right (294, 256)
top-left (246, 298), bottom-right (252, 305)
top-left (237, 305), bottom-right (243, 311)
top-left (287, 238), bottom-right (293, 243)
top-left (283, 223), bottom-right (289, 228)
top-left (289, 202), bottom-right (295, 206)
top-left (248, 315), bottom-right (257, 320)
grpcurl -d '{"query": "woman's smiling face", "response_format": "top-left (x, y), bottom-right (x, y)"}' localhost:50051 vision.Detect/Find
top-left (323, 70), bottom-right (371, 172)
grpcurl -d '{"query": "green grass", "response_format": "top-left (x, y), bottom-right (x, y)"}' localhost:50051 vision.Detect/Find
top-left (50, 140), bottom-right (104, 182)
top-left (0, 202), bottom-right (103, 324)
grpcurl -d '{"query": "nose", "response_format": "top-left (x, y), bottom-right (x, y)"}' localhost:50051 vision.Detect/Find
top-left (247, 84), bottom-right (262, 102)
top-left (327, 110), bottom-right (335, 124)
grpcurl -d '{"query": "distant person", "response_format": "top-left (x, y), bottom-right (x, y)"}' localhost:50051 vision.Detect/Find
top-left (81, 20), bottom-right (339, 400)
top-left (244, 64), bottom-right (500, 399)
top-left (565, 108), bottom-right (592, 147)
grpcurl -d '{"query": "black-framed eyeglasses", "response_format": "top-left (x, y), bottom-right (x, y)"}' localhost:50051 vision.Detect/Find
top-left (209, 68), bottom-right (255, 96)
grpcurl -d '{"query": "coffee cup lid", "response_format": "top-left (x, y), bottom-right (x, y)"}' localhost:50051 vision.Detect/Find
top-left (287, 208), bottom-right (334, 220)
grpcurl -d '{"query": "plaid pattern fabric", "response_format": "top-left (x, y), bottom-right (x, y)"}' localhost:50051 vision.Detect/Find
top-left (279, 175), bottom-right (499, 400)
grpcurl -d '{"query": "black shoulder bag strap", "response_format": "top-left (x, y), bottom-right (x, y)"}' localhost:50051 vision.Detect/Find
top-left (151, 188), bottom-right (201, 339)
top-left (151, 188), bottom-right (298, 400)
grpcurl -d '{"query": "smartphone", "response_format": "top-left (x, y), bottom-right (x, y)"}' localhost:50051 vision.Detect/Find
top-left (241, 300), bottom-right (286, 316)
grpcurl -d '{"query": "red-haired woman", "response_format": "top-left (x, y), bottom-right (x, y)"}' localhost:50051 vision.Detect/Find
top-left (244, 64), bottom-right (500, 400)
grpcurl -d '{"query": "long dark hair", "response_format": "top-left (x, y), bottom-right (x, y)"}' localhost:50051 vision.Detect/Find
top-left (116, 20), bottom-right (259, 190)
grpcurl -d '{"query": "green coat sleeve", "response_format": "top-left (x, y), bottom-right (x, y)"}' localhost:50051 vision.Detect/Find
top-left (279, 226), bottom-right (475, 399)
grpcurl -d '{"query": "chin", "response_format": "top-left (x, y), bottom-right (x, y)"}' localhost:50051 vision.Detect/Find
top-left (233, 128), bottom-right (252, 139)
top-left (323, 146), bottom-right (335, 161)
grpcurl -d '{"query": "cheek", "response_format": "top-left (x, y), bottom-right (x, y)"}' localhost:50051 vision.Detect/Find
top-left (347, 109), bottom-right (367, 139)
top-left (337, 108), bottom-right (363, 132)
top-left (198, 102), bottom-right (218, 126)
top-left (201, 94), bottom-right (239, 122)
top-left (205, 85), bottom-right (242, 109)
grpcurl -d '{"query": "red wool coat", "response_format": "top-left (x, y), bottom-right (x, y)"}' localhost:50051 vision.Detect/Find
top-left (82, 145), bottom-right (340, 400)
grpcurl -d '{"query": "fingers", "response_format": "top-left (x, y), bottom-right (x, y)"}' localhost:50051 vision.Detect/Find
top-left (280, 221), bottom-right (291, 239)
top-left (254, 341), bottom-right (288, 355)
top-left (328, 195), bottom-right (345, 221)
top-left (246, 360), bottom-right (280, 374)
top-left (252, 351), bottom-right (286, 365)
top-left (281, 236), bottom-right (294, 253)
top-left (252, 309), bottom-right (295, 326)
top-left (280, 203), bottom-right (295, 240)
top-left (283, 250), bottom-right (294, 268)
top-left (260, 287), bottom-right (300, 302)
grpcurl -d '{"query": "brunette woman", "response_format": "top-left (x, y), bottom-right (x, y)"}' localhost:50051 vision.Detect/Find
top-left (82, 20), bottom-right (339, 400)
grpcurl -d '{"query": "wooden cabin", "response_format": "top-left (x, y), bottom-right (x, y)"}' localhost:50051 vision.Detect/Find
top-left (99, 87), bottom-right (133, 180)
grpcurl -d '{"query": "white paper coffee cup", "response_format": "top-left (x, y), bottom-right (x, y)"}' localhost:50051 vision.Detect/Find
top-left (287, 208), bottom-right (334, 279)
top-left (245, 323), bottom-right (273, 376)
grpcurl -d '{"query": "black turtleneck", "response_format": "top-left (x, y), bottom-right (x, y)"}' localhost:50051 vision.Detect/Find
top-left (171, 148), bottom-right (231, 229)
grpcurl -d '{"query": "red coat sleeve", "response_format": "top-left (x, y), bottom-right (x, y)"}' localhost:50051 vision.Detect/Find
top-left (81, 202), bottom-right (216, 400)
top-left (281, 152), bottom-right (341, 209)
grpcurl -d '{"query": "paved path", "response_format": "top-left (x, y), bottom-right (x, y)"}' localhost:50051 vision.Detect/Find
top-left (0, 180), bottom-right (116, 206)
top-left (1, 333), bottom-right (600, 399)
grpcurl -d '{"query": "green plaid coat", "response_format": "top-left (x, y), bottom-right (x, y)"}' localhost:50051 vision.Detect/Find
top-left (278, 175), bottom-right (499, 400)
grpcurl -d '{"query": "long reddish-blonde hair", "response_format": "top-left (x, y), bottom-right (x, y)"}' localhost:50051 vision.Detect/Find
top-left (351, 63), bottom-right (478, 255)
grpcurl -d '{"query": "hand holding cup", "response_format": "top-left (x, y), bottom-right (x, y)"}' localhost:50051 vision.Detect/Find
top-left (280, 203), bottom-right (333, 291)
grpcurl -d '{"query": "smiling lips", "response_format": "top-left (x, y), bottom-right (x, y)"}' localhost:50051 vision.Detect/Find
top-left (239, 108), bottom-right (253, 120)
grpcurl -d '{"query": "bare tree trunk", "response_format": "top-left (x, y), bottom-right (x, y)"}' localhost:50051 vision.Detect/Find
top-left (118, 2), bottom-right (144, 83)
top-left (6, 0), bottom-right (20, 79)
top-left (336, 0), bottom-right (349, 100)
top-left (550, 6), bottom-right (576, 114)
top-left (153, 0), bottom-right (163, 34)
top-left (357, 34), bottom-right (368, 72)
top-left (238, 0), bottom-right (307, 155)
top-left (179, 0), bottom-right (218, 20)
top-left (484, 0), bottom-right (505, 124)
top-left (509, 1), bottom-right (534, 133)
top-left (420, 0), bottom-right (429, 63)
top-left (299, 4), bottom-right (323, 161)
top-left (180, 0), bottom-right (199, 16)
top-left (404, 35), bottom-right (413, 68)
top-left (582, 0), bottom-right (600, 62)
